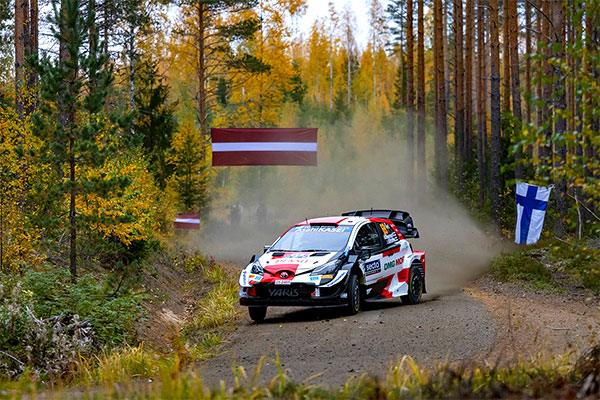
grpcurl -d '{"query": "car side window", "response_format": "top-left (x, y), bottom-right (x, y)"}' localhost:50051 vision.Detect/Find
top-left (355, 223), bottom-right (382, 249)
top-left (378, 222), bottom-right (400, 246)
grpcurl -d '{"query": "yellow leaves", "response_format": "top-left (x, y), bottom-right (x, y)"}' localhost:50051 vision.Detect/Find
top-left (0, 107), bottom-right (44, 272)
top-left (78, 153), bottom-right (159, 247)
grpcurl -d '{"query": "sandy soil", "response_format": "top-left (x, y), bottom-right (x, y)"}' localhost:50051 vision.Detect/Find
top-left (466, 275), bottom-right (600, 363)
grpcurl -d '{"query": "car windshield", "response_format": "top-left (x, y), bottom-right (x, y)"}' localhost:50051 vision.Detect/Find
top-left (270, 225), bottom-right (353, 252)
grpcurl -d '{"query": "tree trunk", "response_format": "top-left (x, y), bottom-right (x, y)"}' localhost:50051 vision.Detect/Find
top-left (197, 2), bottom-right (207, 134)
top-left (508, 0), bottom-right (524, 180)
top-left (329, 42), bottom-right (333, 110)
top-left (69, 133), bottom-right (77, 280)
top-left (14, 0), bottom-right (26, 117)
top-left (129, 33), bottom-right (135, 134)
top-left (477, 0), bottom-right (487, 206)
top-left (551, 0), bottom-right (567, 238)
top-left (524, 0), bottom-right (531, 126)
top-left (540, 0), bottom-right (553, 169)
top-left (465, 0), bottom-right (474, 164)
top-left (372, 46), bottom-right (376, 104)
top-left (406, 0), bottom-right (415, 186)
top-left (490, 0), bottom-right (502, 226)
top-left (454, 0), bottom-right (465, 190)
top-left (502, 0), bottom-right (511, 114)
top-left (417, 0), bottom-right (426, 195)
top-left (434, 0), bottom-right (448, 189)
top-left (536, 1), bottom-right (542, 142)
top-left (347, 49), bottom-right (351, 106)
top-left (27, 0), bottom-right (38, 113)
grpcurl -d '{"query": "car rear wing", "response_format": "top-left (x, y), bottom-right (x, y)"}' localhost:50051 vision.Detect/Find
top-left (342, 209), bottom-right (419, 238)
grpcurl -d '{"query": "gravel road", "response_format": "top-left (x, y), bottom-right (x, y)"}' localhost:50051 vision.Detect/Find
top-left (196, 290), bottom-right (497, 388)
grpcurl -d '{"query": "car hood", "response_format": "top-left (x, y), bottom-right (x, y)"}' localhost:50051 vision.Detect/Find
top-left (258, 251), bottom-right (339, 276)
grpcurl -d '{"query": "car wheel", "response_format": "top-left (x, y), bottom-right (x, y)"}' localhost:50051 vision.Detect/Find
top-left (345, 274), bottom-right (361, 315)
top-left (248, 306), bottom-right (267, 322)
top-left (401, 266), bottom-right (423, 305)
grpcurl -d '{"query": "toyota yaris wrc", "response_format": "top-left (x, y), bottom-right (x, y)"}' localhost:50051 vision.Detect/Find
top-left (239, 209), bottom-right (426, 322)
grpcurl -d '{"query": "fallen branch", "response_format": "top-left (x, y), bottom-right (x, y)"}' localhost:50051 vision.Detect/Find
top-left (554, 236), bottom-right (572, 246)
top-left (0, 351), bottom-right (24, 366)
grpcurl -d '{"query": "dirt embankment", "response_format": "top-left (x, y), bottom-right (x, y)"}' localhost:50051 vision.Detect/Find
top-left (466, 275), bottom-right (600, 363)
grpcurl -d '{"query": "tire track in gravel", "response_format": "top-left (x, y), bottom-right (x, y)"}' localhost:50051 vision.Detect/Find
top-left (195, 290), bottom-right (496, 388)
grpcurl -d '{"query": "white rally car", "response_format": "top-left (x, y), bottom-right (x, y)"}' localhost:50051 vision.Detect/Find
top-left (239, 210), bottom-right (426, 322)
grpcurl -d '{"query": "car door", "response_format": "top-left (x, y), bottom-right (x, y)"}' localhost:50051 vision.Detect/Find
top-left (355, 223), bottom-right (385, 286)
top-left (377, 221), bottom-right (403, 277)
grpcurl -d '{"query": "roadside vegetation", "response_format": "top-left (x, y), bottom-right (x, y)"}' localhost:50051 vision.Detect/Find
top-left (490, 239), bottom-right (600, 294)
top-left (2, 346), bottom-right (598, 399)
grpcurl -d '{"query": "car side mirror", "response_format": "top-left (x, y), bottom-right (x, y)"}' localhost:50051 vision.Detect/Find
top-left (359, 249), bottom-right (371, 259)
top-left (249, 254), bottom-right (257, 263)
top-left (347, 254), bottom-right (358, 263)
top-left (263, 245), bottom-right (271, 253)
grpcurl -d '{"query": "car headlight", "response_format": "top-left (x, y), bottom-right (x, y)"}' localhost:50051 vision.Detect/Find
top-left (311, 259), bottom-right (342, 276)
top-left (250, 261), bottom-right (264, 275)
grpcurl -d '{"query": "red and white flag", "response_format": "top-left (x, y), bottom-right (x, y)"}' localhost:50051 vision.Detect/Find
top-left (211, 128), bottom-right (318, 166)
top-left (174, 213), bottom-right (200, 230)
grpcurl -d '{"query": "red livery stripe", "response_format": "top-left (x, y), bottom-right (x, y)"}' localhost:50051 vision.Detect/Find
top-left (397, 268), bottom-right (410, 282)
top-left (383, 246), bottom-right (401, 257)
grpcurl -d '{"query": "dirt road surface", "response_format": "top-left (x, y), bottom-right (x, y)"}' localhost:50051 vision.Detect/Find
top-left (196, 290), bottom-right (497, 388)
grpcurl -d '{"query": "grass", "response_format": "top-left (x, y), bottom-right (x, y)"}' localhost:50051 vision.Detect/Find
top-left (180, 260), bottom-right (240, 360)
top-left (490, 239), bottom-right (600, 293)
top-left (6, 346), bottom-right (598, 399)
top-left (72, 343), bottom-right (176, 386)
top-left (490, 251), bottom-right (557, 291)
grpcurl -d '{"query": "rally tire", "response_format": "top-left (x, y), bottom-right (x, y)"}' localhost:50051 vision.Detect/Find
top-left (401, 266), bottom-right (423, 305)
top-left (345, 274), bottom-right (361, 315)
top-left (248, 306), bottom-right (267, 322)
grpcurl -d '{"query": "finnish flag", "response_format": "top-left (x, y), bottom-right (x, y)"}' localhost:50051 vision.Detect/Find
top-left (515, 182), bottom-right (552, 245)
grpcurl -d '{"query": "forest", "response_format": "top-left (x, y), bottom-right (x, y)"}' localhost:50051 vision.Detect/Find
top-left (0, 0), bottom-right (600, 395)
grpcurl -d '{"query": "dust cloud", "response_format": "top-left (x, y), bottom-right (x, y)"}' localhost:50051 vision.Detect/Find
top-left (190, 110), bottom-right (505, 295)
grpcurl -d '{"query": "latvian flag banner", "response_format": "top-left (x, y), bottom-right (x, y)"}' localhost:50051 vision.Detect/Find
top-left (174, 213), bottom-right (200, 230)
top-left (211, 128), bottom-right (318, 166)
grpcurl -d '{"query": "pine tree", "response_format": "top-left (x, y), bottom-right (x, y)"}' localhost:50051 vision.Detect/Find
top-left (476, 0), bottom-right (487, 206)
top-left (134, 58), bottom-right (178, 189)
top-left (177, 0), bottom-right (263, 134)
top-left (168, 122), bottom-right (208, 214)
top-left (32, 0), bottom-right (119, 279)
top-left (417, 0), bottom-right (425, 195)
top-left (489, 0), bottom-right (502, 226)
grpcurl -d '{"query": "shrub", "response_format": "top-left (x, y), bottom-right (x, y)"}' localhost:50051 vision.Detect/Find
top-left (20, 267), bottom-right (142, 347)
top-left (490, 252), bottom-right (555, 290)
top-left (0, 282), bottom-right (93, 380)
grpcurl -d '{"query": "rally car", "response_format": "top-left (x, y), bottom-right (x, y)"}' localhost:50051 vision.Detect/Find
top-left (239, 209), bottom-right (426, 322)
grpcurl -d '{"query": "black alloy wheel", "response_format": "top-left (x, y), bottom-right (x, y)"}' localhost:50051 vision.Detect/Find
top-left (248, 306), bottom-right (267, 322)
top-left (401, 266), bottom-right (423, 305)
top-left (345, 274), bottom-right (361, 315)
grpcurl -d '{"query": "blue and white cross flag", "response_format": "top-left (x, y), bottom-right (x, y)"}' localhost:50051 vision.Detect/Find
top-left (515, 182), bottom-right (552, 245)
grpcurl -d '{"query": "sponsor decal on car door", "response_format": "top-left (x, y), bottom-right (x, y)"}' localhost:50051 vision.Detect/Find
top-left (363, 252), bottom-right (384, 285)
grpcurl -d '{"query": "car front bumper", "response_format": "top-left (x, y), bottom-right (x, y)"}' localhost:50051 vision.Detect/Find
top-left (239, 278), bottom-right (349, 307)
